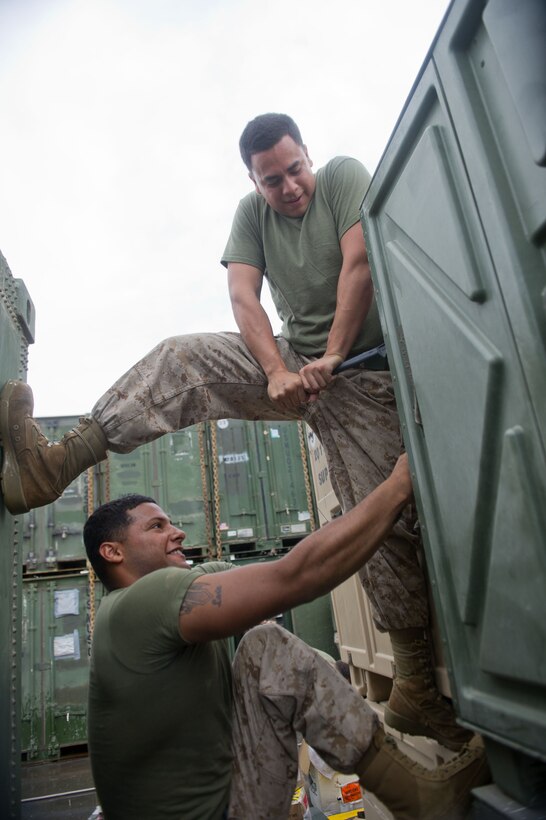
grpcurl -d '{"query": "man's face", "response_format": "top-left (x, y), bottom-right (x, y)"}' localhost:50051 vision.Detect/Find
top-left (249, 134), bottom-right (315, 218)
top-left (118, 502), bottom-right (191, 578)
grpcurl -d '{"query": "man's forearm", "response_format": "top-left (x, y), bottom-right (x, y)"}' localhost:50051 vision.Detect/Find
top-left (282, 455), bottom-right (411, 602)
top-left (325, 263), bottom-right (374, 360)
top-left (232, 299), bottom-right (287, 377)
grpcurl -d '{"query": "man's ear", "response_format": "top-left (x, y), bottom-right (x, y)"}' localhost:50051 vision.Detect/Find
top-left (249, 171), bottom-right (261, 196)
top-left (99, 542), bottom-right (124, 565)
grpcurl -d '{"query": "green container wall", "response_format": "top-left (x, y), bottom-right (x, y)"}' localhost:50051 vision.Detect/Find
top-left (0, 250), bottom-right (35, 819)
top-left (212, 419), bottom-right (268, 553)
top-left (22, 417), bottom-right (87, 572)
top-left (20, 573), bottom-right (104, 760)
top-left (362, 0), bottom-right (546, 807)
top-left (97, 425), bottom-right (213, 555)
top-left (257, 420), bottom-right (315, 543)
top-left (212, 419), bottom-right (317, 557)
top-left (158, 428), bottom-right (212, 552)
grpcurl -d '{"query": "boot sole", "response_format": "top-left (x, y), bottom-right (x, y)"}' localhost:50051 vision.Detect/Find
top-left (383, 703), bottom-right (467, 751)
top-left (0, 380), bottom-right (31, 515)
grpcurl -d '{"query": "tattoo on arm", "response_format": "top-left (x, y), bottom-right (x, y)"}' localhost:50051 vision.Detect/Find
top-left (181, 584), bottom-right (222, 615)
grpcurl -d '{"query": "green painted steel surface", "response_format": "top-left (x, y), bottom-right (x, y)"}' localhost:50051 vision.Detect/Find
top-left (362, 0), bottom-right (546, 807)
top-left (0, 251), bottom-right (35, 819)
top-left (257, 421), bottom-right (314, 543)
top-left (213, 419), bottom-right (316, 556)
top-left (20, 573), bottom-right (104, 760)
top-left (213, 418), bottom-right (266, 553)
top-left (98, 425), bottom-right (212, 554)
top-left (22, 417), bottom-right (87, 572)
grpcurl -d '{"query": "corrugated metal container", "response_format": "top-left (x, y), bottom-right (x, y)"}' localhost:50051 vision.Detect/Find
top-left (20, 572), bottom-right (104, 760)
top-left (22, 418), bottom-right (317, 566)
top-left (362, 0), bottom-right (546, 811)
top-left (0, 249), bottom-right (35, 819)
top-left (211, 419), bottom-right (317, 557)
top-left (22, 417), bottom-right (87, 572)
top-left (257, 420), bottom-right (316, 544)
top-left (211, 418), bottom-right (266, 554)
top-left (94, 424), bottom-right (214, 559)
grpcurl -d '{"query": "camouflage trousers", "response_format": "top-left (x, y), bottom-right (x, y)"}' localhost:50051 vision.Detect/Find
top-left (228, 623), bottom-right (379, 820)
top-left (92, 331), bottom-right (428, 631)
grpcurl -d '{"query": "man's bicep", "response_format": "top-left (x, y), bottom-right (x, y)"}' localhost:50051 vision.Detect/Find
top-left (178, 564), bottom-right (291, 644)
top-left (227, 262), bottom-right (264, 303)
top-left (339, 222), bottom-right (369, 271)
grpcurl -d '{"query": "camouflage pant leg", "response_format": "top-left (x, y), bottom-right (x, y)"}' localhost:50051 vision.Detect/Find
top-left (302, 366), bottom-right (429, 632)
top-left (92, 331), bottom-right (428, 631)
top-left (91, 332), bottom-right (300, 452)
top-left (228, 624), bottom-right (378, 820)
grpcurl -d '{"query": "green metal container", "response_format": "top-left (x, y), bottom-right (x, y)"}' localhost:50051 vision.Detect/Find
top-left (257, 420), bottom-right (316, 544)
top-left (20, 572), bottom-right (104, 760)
top-left (362, 0), bottom-right (546, 810)
top-left (22, 417), bottom-right (87, 572)
top-left (0, 250), bottom-right (35, 819)
top-left (211, 419), bottom-right (317, 557)
top-left (95, 424), bottom-right (213, 557)
top-left (211, 418), bottom-right (268, 554)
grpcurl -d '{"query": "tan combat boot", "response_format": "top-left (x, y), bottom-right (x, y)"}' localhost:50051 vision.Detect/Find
top-left (355, 727), bottom-right (490, 820)
top-left (384, 628), bottom-right (474, 750)
top-left (0, 380), bottom-right (108, 514)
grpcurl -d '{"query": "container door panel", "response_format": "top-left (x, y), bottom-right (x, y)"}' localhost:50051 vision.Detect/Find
top-left (214, 420), bottom-right (264, 553)
top-left (159, 427), bottom-right (211, 552)
top-left (362, 0), bottom-right (546, 770)
top-left (258, 420), bottom-right (315, 544)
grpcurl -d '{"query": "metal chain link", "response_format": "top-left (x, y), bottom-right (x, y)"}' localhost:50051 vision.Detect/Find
top-left (86, 467), bottom-right (96, 640)
top-left (209, 423), bottom-right (224, 560)
top-left (199, 424), bottom-right (215, 561)
top-left (297, 420), bottom-right (316, 532)
top-left (105, 453), bottom-right (111, 503)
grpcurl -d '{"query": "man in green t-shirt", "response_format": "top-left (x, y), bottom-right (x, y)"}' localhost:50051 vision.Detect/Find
top-left (2, 113), bottom-right (465, 750)
top-left (85, 462), bottom-right (488, 820)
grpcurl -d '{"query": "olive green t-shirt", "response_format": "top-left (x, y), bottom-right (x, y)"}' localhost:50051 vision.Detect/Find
top-left (221, 156), bottom-right (383, 357)
top-left (88, 563), bottom-right (233, 820)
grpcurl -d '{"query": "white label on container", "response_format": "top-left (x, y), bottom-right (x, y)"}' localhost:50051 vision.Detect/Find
top-left (54, 629), bottom-right (81, 660)
top-left (270, 428), bottom-right (280, 439)
top-left (54, 589), bottom-right (80, 617)
top-left (237, 528), bottom-right (254, 538)
top-left (227, 530), bottom-right (237, 538)
top-left (217, 419), bottom-right (229, 429)
top-left (291, 523), bottom-right (307, 533)
top-left (220, 452), bottom-right (249, 464)
top-left (298, 511), bottom-right (311, 521)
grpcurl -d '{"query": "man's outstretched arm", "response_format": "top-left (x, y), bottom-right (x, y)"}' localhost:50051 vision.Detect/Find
top-left (179, 454), bottom-right (412, 643)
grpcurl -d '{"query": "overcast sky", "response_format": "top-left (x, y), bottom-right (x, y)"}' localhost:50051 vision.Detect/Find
top-left (0, 0), bottom-right (449, 417)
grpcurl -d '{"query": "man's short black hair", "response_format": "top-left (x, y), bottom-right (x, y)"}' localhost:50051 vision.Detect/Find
top-left (84, 494), bottom-right (156, 590)
top-left (239, 113), bottom-right (304, 171)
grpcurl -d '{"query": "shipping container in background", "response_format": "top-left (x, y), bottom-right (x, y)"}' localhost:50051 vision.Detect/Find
top-left (92, 424), bottom-right (213, 561)
top-left (21, 573), bottom-right (104, 761)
